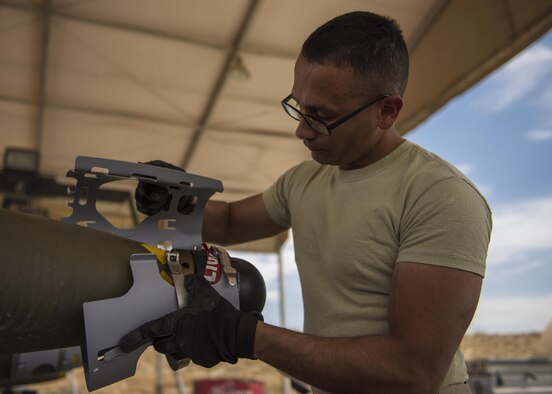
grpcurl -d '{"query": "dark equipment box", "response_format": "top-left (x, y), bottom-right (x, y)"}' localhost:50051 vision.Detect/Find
top-left (467, 358), bottom-right (552, 394)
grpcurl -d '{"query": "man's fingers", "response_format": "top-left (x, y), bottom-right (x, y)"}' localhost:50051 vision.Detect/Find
top-left (185, 274), bottom-right (214, 295)
top-left (136, 183), bottom-right (168, 205)
top-left (185, 275), bottom-right (220, 311)
top-left (135, 160), bottom-right (192, 215)
top-left (135, 185), bottom-right (168, 215)
top-left (119, 327), bottom-right (149, 353)
top-left (119, 317), bottom-right (172, 353)
top-left (152, 337), bottom-right (177, 355)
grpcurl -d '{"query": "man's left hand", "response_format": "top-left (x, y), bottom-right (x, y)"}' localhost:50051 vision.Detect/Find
top-left (119, 274), bottom-right (260, 367)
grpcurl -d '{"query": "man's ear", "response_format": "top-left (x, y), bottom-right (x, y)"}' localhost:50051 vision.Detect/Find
top-left (377, 95), bottom-right (404, 129)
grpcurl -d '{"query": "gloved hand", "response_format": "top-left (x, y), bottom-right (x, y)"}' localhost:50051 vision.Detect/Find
top-left (134, 160), bottom-right (194, 215)
top-left (119, 275), bottom-right (260, 368)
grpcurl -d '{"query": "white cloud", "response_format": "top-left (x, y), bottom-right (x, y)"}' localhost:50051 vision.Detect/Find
top-left (493, 259), bottom-right (546, 278)
top-left (487, 196), bottom-right (552, 265)
top-left (454, 163), bottom-right (474, 176)
top-left (463, 197), bottom-right (552, 334)
top-left (525, 129), bottom-right (552, 141)
top-left (266, 289), bottom-right (280, 303)
top-left (469, 294), bottom-right (552, 334)
top-left (472, 45), bottom-right (552, 113)
top-left (475, 183), bottom-right (493, 200)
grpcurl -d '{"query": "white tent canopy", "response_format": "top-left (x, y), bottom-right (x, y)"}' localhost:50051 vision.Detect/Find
top-left (1, 0), bottom-right (551, 252)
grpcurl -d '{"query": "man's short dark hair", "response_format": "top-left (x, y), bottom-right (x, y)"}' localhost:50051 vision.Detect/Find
top-left (301, 11), bottom-right (409, 96)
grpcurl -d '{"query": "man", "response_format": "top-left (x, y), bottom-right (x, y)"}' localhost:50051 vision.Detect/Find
top-left (123, 11), bottom-right (492, 394)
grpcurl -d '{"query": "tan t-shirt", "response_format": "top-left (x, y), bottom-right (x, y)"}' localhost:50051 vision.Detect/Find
top-left (262, 140), bottom-right (492, 393)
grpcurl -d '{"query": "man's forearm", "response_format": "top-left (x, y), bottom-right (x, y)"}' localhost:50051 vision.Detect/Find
top-left (254, 322), bottom-right (435, 394)
top-left (201, 194), bottom-right (287, 246)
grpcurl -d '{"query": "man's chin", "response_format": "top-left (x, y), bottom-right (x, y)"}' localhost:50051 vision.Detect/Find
top-left (311, 151), bottom-right (335, 165)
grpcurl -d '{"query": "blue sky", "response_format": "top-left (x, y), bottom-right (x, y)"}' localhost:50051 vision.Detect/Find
top-left (232, 30), bottom-right (552, 334)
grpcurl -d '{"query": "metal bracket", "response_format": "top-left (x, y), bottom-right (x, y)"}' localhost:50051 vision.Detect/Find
top-left (165, 250), bottom-right (192, 371)
top-left (81, 254), bottom-right (177, 391)
top-left (211, 246), bottom-right (238, 286)
top-left (60, 157), bottom-right (238, 391)
top-left (200, 245), bottom-right (240, 309)
top-left (62, 156), bottom-right (223, 249)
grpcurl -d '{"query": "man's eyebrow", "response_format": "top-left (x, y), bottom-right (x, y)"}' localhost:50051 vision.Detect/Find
top-left (290, 95), bottom-right (335, 113)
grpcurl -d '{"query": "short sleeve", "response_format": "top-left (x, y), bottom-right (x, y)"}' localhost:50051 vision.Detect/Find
top-left (397, 177), bottom-right (492, 277)
top-left (262, 169), bottom-right (294, 229)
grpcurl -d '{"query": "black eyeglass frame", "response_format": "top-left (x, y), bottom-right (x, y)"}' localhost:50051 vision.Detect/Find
top-left (281, 93), bottom-right (390, 136)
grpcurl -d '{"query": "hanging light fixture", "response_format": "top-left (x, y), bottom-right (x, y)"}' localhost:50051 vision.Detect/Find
top-left (228, 55), bottom-right (251, 81)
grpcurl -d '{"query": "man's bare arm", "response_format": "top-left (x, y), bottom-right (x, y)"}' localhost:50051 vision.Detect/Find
top-left (253, 263), bottom-right (482, 394)
top-left (202, 193), bottom-right (287, 246)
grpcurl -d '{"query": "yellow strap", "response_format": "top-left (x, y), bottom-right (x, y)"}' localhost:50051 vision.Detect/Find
top-left (141, 243), bottom-right (166, 264)
top-left (140, 243), bottom-right (174, 286)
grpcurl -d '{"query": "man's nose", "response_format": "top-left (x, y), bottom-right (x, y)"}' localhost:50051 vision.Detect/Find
top-left (295, 118), bottom-right (318, 140)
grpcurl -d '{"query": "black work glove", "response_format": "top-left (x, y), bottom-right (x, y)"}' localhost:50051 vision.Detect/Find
top-left (119, 275), bottom-right (260, 368)
top-left (134, 160), bottom-right (194, 215)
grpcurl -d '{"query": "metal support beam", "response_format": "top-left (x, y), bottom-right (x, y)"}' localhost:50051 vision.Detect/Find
top-left (35, 0), bottom-right (52, 162)
top-left (181, 0), bottom-right (262, 168)
top-left (0, 94), bottom-right (194, 129)
top-left (1, 1), bottom-right (221, 50)
top-left (277, 250), bottom-right (291, 394)
top-left (1, 1), bottom-right (295, 59)
top-left (0, 94), bottom-right (295, 140)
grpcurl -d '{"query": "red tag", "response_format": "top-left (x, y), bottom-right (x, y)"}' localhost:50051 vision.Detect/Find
top-left (203, 247), bottom-right (221, 285)
top-left (195, 379), bottom-right (265, 394)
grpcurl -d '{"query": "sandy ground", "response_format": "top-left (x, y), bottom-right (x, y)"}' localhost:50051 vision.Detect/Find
top-left (23, 333), bottom-right (544, 394)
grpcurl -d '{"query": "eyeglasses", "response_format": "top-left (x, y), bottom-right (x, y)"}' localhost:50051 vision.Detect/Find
top-left (281, 93), bottom-right (390, 136)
